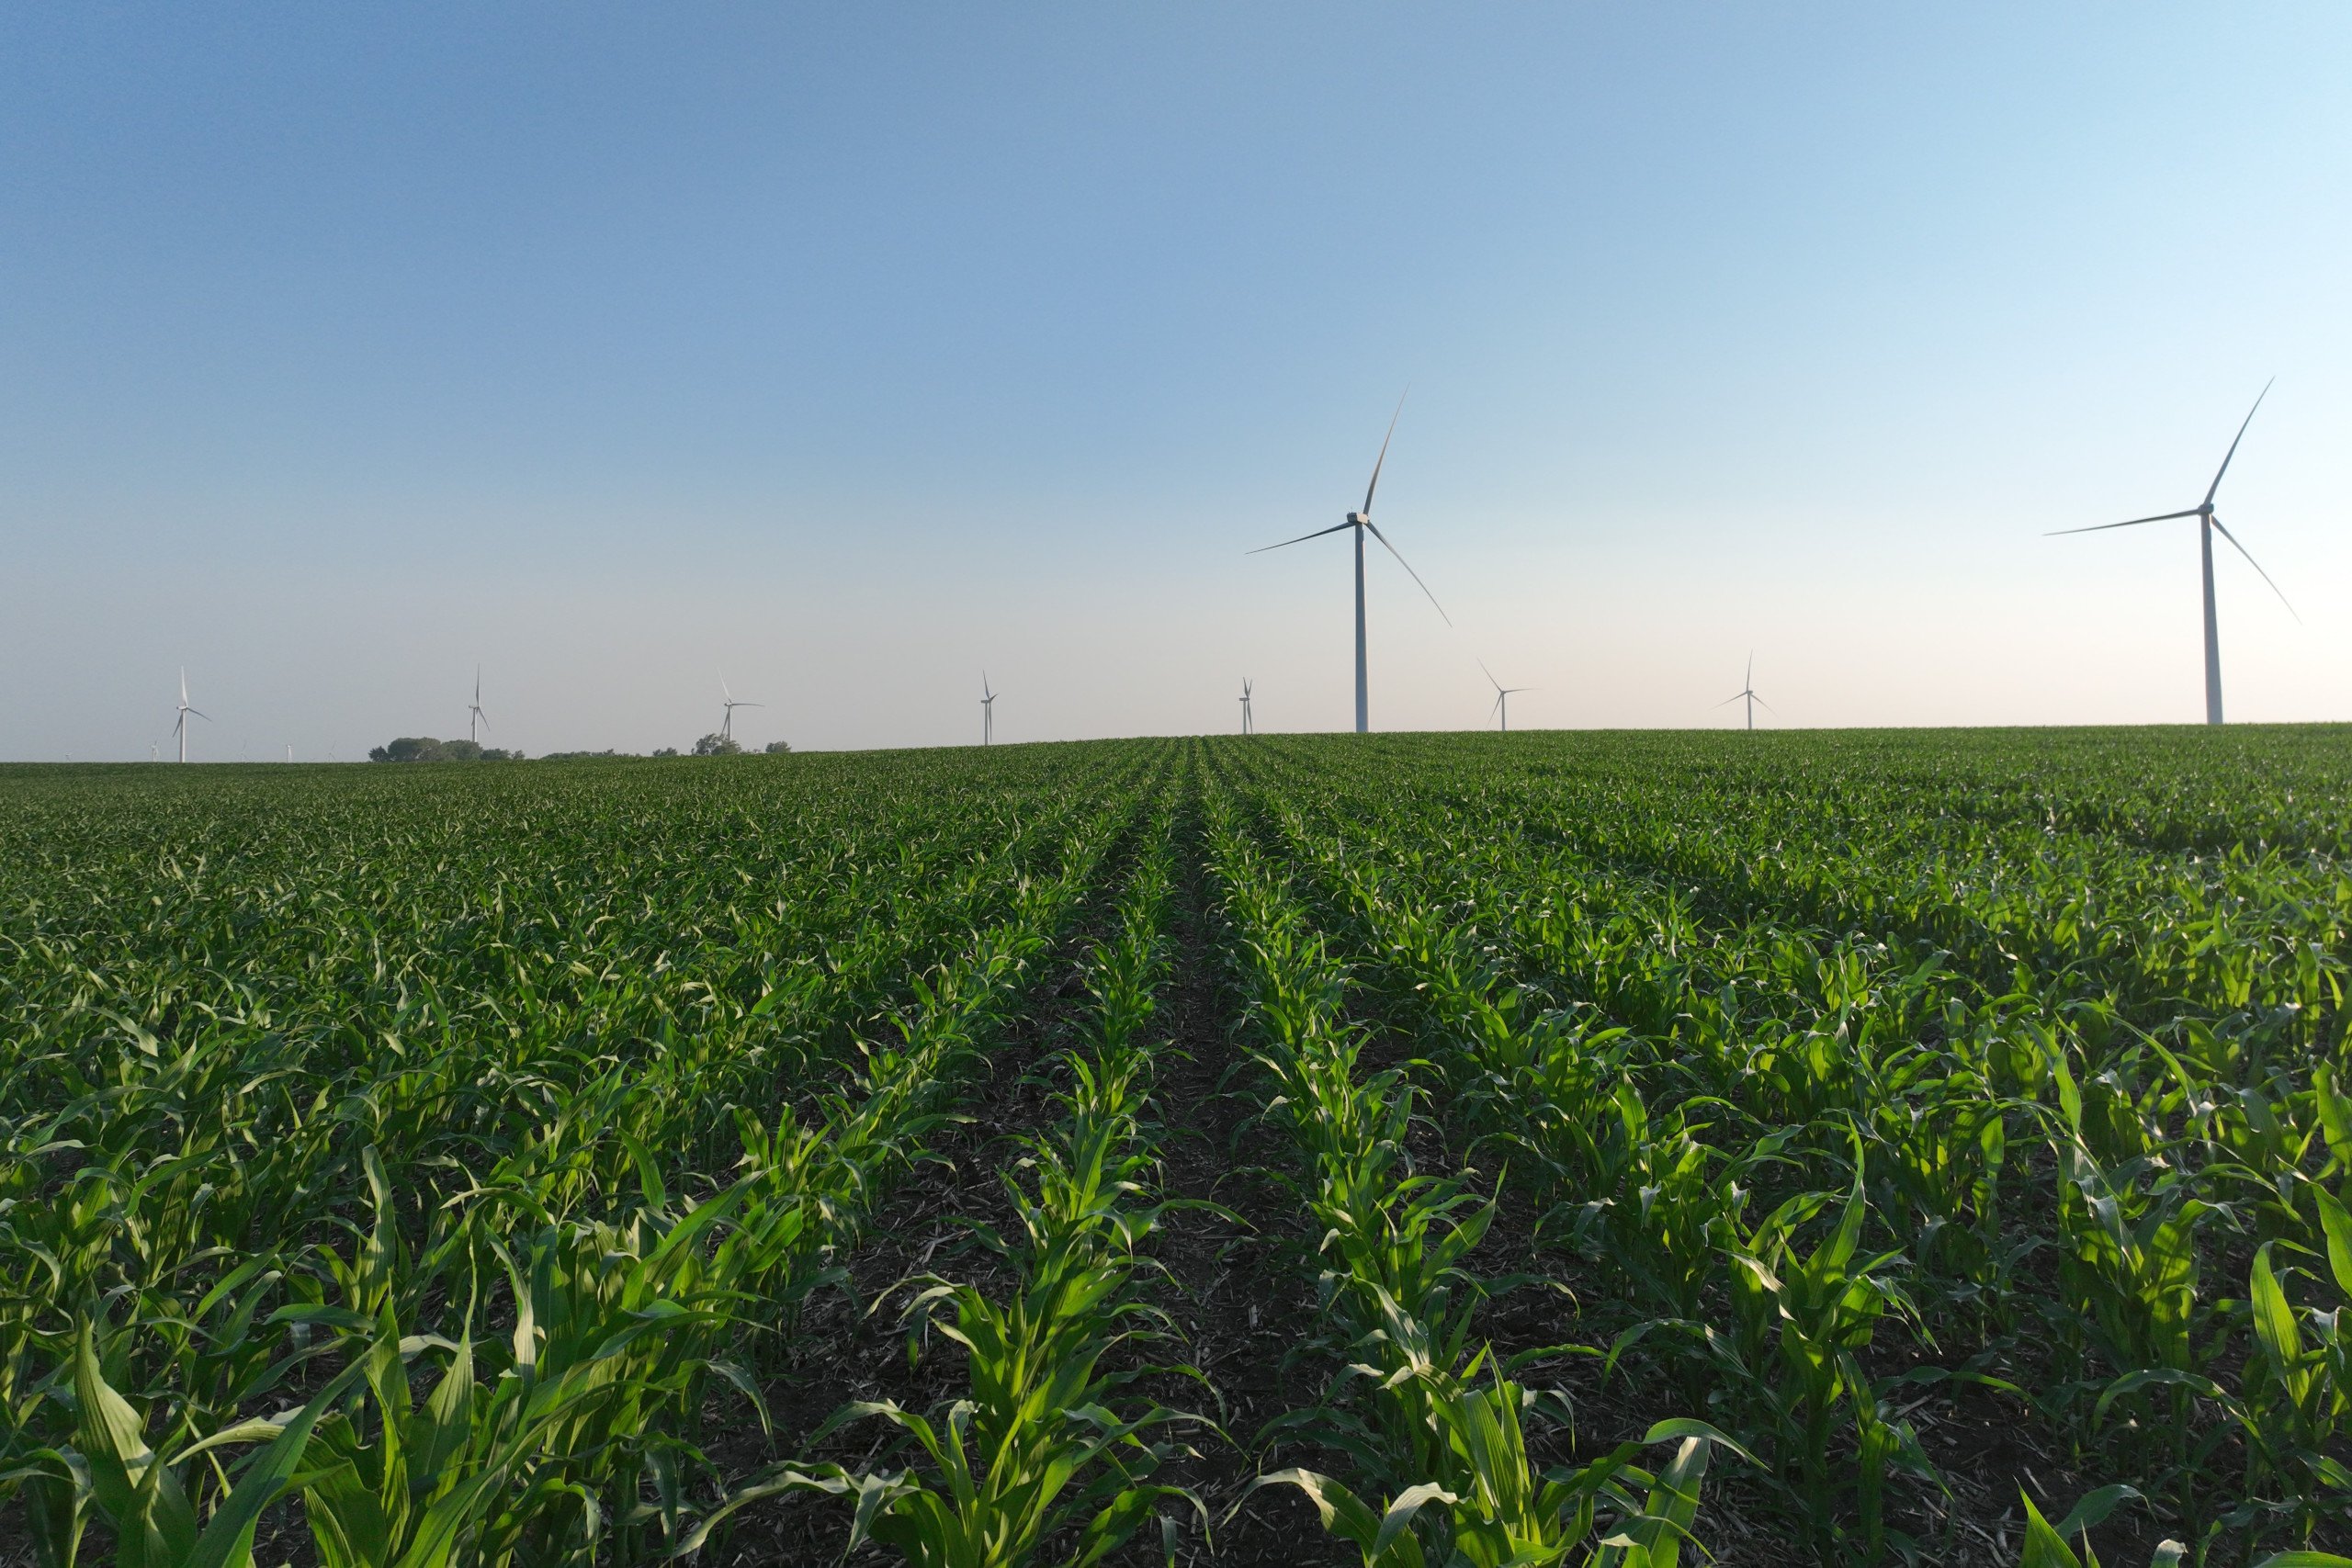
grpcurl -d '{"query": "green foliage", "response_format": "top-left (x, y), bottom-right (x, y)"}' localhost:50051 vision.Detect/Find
top-left (366, 738), bottom-right (520, 762)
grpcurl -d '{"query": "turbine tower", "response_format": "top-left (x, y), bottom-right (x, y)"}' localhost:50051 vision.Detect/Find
top-left (173, 670), bottom-right (209, 762)
top-left (2049, 380), bottom-right (2296, 725)
top-left (1716, 655), bottom-right (1772, 730)
top-left (718, 674), bottom-right (762, 743)
top-left (1250, 395), bottom-right (1451, 733)
top-left (469, 667), bottom-right (490, 744)
top-left (980, 673), bottom-right (998, 746)
top-left (1238, 677), bottom-right (1255, 736)
top-left (1477, 660), bottom-right (1530, 733)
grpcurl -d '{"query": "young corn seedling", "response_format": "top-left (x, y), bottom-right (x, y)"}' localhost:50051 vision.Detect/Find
top-left (1719, 1151), bottom-right (1931, 1555)
top-left (1255, 1390), bottom-right (1750, 1568)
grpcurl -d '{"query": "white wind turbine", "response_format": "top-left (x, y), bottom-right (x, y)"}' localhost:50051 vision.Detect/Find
top-left (1716, 655), bottom-right (1772, 730)
top-left (1250, 396), bottom-right (1452, 733)
top-left (980, 673), bottom-right (998, 746)
top-left (173, 670), bottom-right (209, 762)
top-left (1477, 660), bottom-right (1530, 733)
top-left (469, 667), bottom-right (491, 744)
top-left (718, 674), bottom-right (761, 743)
top-left (2049, 380), bottom-right (2296, 725)
top-left (1238, 677), bottom-right (1255, 736)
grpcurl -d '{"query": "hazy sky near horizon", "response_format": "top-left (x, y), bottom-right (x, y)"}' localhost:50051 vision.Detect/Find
top-left (5, 5), bottom-right (2349, 760)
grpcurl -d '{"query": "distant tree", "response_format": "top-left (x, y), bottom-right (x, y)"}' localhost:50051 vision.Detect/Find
top-left (369, 737), bottom-right (447, 762)
top-left (368, 737), bottom-right (526, 762)
top-left (651, 746), bottom-right (680, 759)
top-left (763, 739), bottom-right (793, 755)
top-left (540, 750), bottom-right (639, 761)
top-left (691, 733), bottom-right (742, 757)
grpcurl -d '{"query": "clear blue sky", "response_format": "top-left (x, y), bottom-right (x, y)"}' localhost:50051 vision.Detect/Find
top-left (6, 4), bottom-right (2347, 757)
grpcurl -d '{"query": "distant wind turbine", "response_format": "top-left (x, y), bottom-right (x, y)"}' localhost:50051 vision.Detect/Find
top-left (469, 667), bottom-right (490, 744)
top-left (718, 674), bottom-right (762, 742)
top-left (980, 673), bottom-right (998, 747)
top-left (173, 670), bottom-right (209, 762)
top-left (2048, 380), bottom-right (2296, 725)
top-left (1250, 395), bottom-right (1452, 733)
top-left (1477, 660), bottom-right (1530, 733)
top-left (1716, 655), bottom-right (1773, 730)
top-left (1238, 678), bottom-right (1255, 736)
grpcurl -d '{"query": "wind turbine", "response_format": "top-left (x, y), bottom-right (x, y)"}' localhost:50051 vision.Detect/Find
top-left (1238, 678), bottom-right (1255, 736)
top-left (1477, 660), bottom-right (1530, 734)
top-left (469, 667), bottom-right (490, 744)
top-left (173, 669), bottom-right (209, 761)
top-left (1250, 395), bottom-right (1452, 733)
top-left (718, 674), bottom-right (761, 743)
top-left (2049, 380), bottom-right (2296, 725)
top-left (980, 673), bottom-right (998, 746)
top-left (1716, 655), bottom-right (1772, 730)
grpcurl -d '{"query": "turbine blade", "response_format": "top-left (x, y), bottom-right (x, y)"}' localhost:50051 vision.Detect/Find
top-left (2046, 509), bottom-right (2202, 536)
top-left (1476, 657), bottom-right (1502, 694)
top-left (1249, 520), bottom-right (1356, 554)
top-left (1362, 389), bottom-right (1408, 516)
top-left (2210, 516), bottom-right (2300, 622)
top-left (189, 708), bottom-right (211, 721)
top-left (1752, 694), bottom-right (1779, 716)
top-left (1362, 520), bottom-right (1452, 626)
top-left (1714, 693), bottom-right (1745, 707)
top-left (2205, 378), bottom-right (2274, 506)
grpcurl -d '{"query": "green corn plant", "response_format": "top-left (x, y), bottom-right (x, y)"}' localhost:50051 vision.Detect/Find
top-left (294, 1292), bottom-right (736, 1568)
top-left (1253, 1405), bottom-right (1748, 1568)
top-left (2106, 1214), bottom-right (2352, 1547)
top-left (2011, 1484), bottom-right (2172, 1567)
top-left (2241, 1220), bottom-right (2352, 1515)
top-left (1719, 1154), bottom-right (1928, 1551)
top-left (43, 1316), bottom-right (371, 1568)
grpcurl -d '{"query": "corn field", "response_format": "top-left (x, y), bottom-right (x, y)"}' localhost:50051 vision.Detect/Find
top-left (3, 729), bottom-right (2349, 1567)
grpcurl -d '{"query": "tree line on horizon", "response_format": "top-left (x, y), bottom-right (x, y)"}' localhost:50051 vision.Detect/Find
top-left (368, 734), bottom-right (791, 762)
